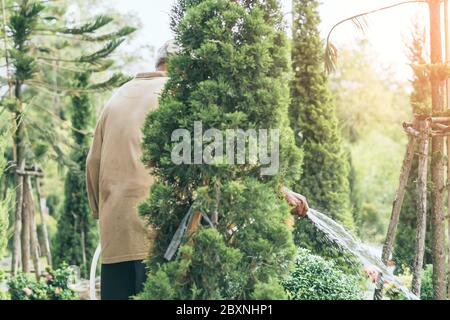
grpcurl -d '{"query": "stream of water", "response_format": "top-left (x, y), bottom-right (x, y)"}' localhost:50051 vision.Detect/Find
top-left (307, 209), bottom-right (419, 300)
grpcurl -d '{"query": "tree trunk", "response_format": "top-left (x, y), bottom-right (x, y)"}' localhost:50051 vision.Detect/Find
top-left (26, 177), bottom-right (41, 281)
top-left (80, 221), bottom-right (87, 274)
top-left (21, 174), bottom-right (31, 273)
top-left (12, 116), bottom-right (26, 274)
top-left (374, 133), bottom-right (417, 299)
top-left (429, 0), bottom-right (447, 300)
top-left (35, 175), bottom-right (52, 267)
top-left (411, 120), bottom-right (430, 296)
top-left (444, 0), bottom-right (450, 300)
top-left (10, 61), bottom-right (25, 274)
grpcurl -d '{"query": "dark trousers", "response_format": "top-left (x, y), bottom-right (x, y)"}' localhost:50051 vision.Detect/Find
top-left (101, 260), bottom-right (147, 300)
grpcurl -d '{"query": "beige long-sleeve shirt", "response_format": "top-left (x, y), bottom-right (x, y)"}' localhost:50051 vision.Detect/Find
top-left (86, 72), bottom-right (168, 264)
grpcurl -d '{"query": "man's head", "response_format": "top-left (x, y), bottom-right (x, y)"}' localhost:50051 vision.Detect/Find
top-left (155, 39), bottom-right (181, 71)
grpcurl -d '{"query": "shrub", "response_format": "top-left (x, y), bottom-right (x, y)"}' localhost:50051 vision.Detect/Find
top-left (420, 264), bottom-right (433, 300)
top-left (283, 248), bottom-right (364, 300)
top-left (8, 264), bottom-right (77, 300)
top-left (384, 266), bottom-right (412, 300)
top-left (0, 270), bottom-right (10, 300)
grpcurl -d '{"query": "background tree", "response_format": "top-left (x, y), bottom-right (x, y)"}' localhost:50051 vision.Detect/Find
top-left (393, 21), bottom-right (432, 274)
top-left (0, 0), bottom-right (134, 275)
top-left (330, 40), bottom-right (410, 244)
top-left (53, 21), bottom-right (135, 278)
top-left (290, 0), bottom-right (352, 226)
top-left (139, 0), bottom-right (303, 300)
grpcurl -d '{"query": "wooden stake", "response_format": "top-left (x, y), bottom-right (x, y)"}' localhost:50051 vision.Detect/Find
top-left (429, 0), bottom-right (447, 300)
top-left (412, 120), bottom-right (430, 296)
top-left (374, 133), bottom-right (417, 299)
top-left (35, 174), bottom-right (52, 267)
top-left (21, 176), bottom-right (31, 273)
top-left (26, 177), bottom-right (41, 281)
top-left (187, 211), bottom-right (203, 238)
top-left (444, 0), bottom-right (450, 300)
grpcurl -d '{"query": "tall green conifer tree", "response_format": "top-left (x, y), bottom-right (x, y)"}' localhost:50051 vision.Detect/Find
top-left (139, 0), bottom-right (303, 299)
top-left (54, 29), bottom-right (135, 277)
top-left (290, 0), bottom-right (352, 226)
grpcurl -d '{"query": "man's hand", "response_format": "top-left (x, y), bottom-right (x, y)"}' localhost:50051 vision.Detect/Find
top-left (281, 186), bottom-right (309, 218)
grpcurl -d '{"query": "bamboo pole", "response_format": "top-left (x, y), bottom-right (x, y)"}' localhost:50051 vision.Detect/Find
top-left (26, 177), bottom-right (41, 281)
top-left (412, 120), bottom-right (430, 296)
top-left (444, 0), bottom-right (450, 300)
top-left (429, 0), bottom-right (447, 300)
top-left (431, 117), bottom-right (450, 123)
top-left (21, 176), bottom-right (31, 273)
top-left (374, 133), bottom-right (417, 299)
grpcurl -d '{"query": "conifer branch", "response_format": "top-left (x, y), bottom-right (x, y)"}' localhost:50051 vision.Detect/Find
top-left (87, 72), bottom-right (132, 91)
top-left (57, 15), bottom-right (113, 35)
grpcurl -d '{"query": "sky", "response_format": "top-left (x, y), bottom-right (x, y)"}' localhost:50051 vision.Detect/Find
top-left (112, 0), bottom-right (430, 81)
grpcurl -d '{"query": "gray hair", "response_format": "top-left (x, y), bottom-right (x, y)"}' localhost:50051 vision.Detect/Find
top-left (155, 40), bottom-right (181, 68)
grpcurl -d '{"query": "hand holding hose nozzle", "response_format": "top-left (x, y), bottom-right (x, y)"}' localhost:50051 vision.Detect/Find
top-left (281, 186), bottom-right (309, 218)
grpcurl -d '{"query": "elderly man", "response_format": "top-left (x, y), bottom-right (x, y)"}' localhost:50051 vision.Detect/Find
top-left (86, 40), bottom-right (309, 300)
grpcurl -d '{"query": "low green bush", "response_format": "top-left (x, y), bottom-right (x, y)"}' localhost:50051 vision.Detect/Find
top-left (384, 265), bottom-right (433, 300)
top-left (0, 270), bottom-right (10, 300)
top-left (8, 264), bottom-right (77, 300)
top-left (420, 264), bottom-right (433, 300)
top-left (384, 266), bottom-right (412, 300)
top-left (283, 248), bottom-right (364, 300)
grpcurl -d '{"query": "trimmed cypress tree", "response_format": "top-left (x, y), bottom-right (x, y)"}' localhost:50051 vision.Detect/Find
top-left (139, 0), bottom-right (302, 300)
top-left (53, 74), bottom-right (97, 277)
top-left (290, 0), bottom-right (352, 226)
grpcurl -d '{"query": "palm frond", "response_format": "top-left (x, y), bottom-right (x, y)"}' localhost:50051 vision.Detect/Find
top-left (324, 0), bottom-right (428, 73)
top-left (350, 16), bottom-right (369, 34)
top-left (324, 42), bottom-right (337, 75)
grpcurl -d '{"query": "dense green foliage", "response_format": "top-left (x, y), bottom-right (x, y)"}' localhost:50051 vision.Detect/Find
top-left (420, 264), bottom-right (433, 300)
top-left (283, 249), bottom-right (364, 300)
top-left (8, 264), bottom-right (76, 300)
top-left (139, 0), bottom-right (302, 300)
